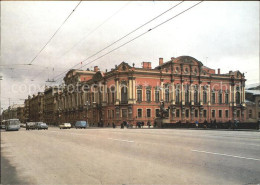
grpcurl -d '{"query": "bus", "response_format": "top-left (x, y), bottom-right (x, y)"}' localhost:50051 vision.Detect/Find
top-left (5, 119), bottom-right (20, 131)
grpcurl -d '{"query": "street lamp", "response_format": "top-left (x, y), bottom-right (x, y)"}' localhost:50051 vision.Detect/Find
top-left (58, 107), bottom-right (62, 125)
top-left (84, 101), bottom-right (90, 125)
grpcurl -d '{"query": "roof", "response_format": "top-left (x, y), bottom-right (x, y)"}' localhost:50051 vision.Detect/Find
top-left (245, 90), bottom-right (260, 95)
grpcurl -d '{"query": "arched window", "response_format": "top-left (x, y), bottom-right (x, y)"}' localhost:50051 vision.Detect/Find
top-left (225, 91), bottom-right (229, 104)
top-left (203, 86), bottom-right (207, 104)
top-left (146, 88), bottom-right (151, 102)
top-left (137, 86), bottom-right (142, 102)
top-left (107, 88), bottom-right (110, 104)
top-left (111, 87), bottom-right (115, 104)
top-left (185, 85), bottom-right (189, 103)
top-left (176, 85), bottom-right (180, 104)
top-left (211, 91), bottom-right (215, 104)
top-left (236, 91), bottom-right (240, 104)
top-left (165, 85), bottom-right (169, 102)
top-left (218, 90), bottom-right (223, 104)
top-left (155, 87), bottom-right (160, 102)
top-left (194, 85), bottom-right (198, 104)
top-left (121, 86), bottom-right (128, 104)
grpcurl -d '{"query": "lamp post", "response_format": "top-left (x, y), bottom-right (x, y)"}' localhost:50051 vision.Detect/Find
top-left (58, 107), bottom-right (62, 125)
top-left (84, 101), bottom-right (90, 125)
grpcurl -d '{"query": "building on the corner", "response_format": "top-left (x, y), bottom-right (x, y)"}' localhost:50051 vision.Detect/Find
top-left (56, 56), bottom-right (246, 126)
top-left (245, 89), bottom-right (260, 122)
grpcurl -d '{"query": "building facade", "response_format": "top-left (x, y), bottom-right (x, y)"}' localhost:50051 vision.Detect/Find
top-left (245, 89), bottom-right (260, 122)
top-left (56, 56), bottom-right (246, 126)
top-left (29, 92), bottom-right (44, 122)
top-left (44, 86), bottom-right (61, 125)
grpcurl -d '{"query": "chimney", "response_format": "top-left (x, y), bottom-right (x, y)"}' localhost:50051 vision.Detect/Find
top-left (159, 58), bottom-right (163, 65)
top-left (218, 68), bottom-right (220, 74)
top-left (94, 66), bottom-right (99, 72)
top-left (142, 62), bottom-right (151, 69)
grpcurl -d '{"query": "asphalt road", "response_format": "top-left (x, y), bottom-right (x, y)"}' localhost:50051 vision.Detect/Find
top-left (1, 127), bottom-right (260, 185)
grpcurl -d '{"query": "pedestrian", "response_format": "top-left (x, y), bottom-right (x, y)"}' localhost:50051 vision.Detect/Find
top-left (204, 120), bottom-right (208, 129)
top-left (112, 122), bottom-right (115, 129)
top-left (141, 122), bottom-right (144, 128)
top-left (195, 120), bottom-right (199, 128)
top-left (147, 121), bottom-right (151, 128)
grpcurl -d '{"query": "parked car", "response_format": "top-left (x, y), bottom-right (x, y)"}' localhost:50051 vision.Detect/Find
top-left (59, 123), bottom-right (71, 129)
top-left (75, 121), bottom-right (88, 129)
top-left (36, 122), bottom-right (48, 130)
top-left (20, 123), bottom-right (26, 128)
top-left (26, 122), bottom-right (37, 130)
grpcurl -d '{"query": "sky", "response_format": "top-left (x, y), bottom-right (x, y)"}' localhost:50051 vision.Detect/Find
top-left (0, 1), bottom-right (259, 110)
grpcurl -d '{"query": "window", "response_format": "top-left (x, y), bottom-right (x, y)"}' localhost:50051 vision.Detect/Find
top-left (212, 110), bottom-right (215, 118)
top-left (237, 110), bottom-right (240, 117)
top-left (147, 109), bottom-right (151, 118)
top-left (195, 109), bottom-right (198, 117)
top-left (211, 92), bottom-right (215, 104)
top-left (185, 85), bottom-right (189, 104)
top-left (176, 109), bottom-right (180, 117)
top-left (225, 110), bottom-right (229, 118)
top-left (112, 110), bottom-right (114, 118)
top-left (111, 87), bottom-right (115, 104)
top-left (194, 86), bottom-right (198, 104)
top-left (219, 110), bottom-right (222, 118)
top-left (225, 93), bottom-right (229, 104)
top-left (155, 90), bottom-right (160, 102)
top-left (138, 109), bottom-right (142, 118)
top-left (122, 109), bottom-right (127, 118)
top-left (249, 110), bottom-right (252, 119)
top-left (165, 86), bottom-right (169, 102)
top-left (175, 86), bottom-right (180, 103)
top-left (218, 91), bottom-right (222, 104)
top-left (146, 89), bottom-right (151, 102)
top-left (185, 109), bottom-right (189, 118)
top-left (107, 89), bottom-right (110, 104)
top-left (108, 110), bottom-right (110, 119)
top-left (155, 109), bottom-right (160, 117)
top-left (236, 91), bottom-right (240, 104)
top-left (121, 86), bottom-right (128, 104)
top-left (137, 90), bottom-right (142, 102)
top-left (203, 91), bottom-right (207, 104)
top-left (203, 110), bottom-right (207, 118)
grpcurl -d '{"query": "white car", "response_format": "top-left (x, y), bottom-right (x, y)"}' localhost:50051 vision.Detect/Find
top-left (59, 123), bottom-right (71, 129)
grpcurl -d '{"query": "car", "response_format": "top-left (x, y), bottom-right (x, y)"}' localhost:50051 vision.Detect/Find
top-left (20, 123), bottom-right (26, 128)
top-left (36, 122), bottom-right (48, 130)
top-left (59, 123), bottom-right (71, 129)
top-left (26, 122), bottom-right (37, 130)
top-left (75, 121), bottom-right (88, 129)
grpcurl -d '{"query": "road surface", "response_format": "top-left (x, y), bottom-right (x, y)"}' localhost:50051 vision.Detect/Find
top-left (1, 127), bottom-right (260, 184)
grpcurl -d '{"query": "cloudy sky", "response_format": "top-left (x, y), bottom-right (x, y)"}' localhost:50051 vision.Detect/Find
top-left (0, 1), bottom-right (259, 110)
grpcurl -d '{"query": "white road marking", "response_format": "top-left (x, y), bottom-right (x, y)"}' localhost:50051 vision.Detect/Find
top-left (191, 149), bottom-right (260, 161)
top-left (107, 138), bottom-right (134, 143)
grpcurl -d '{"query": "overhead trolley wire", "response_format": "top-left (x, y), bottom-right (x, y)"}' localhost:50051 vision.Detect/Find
top-left (55, 1), bottom-right (203, 82)
top-left (59, 1), bottom-right (131, 58)
top-left (28, 0), bottom-right (82, 65)
top-left (52, 1), bottom-right (184, 81)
